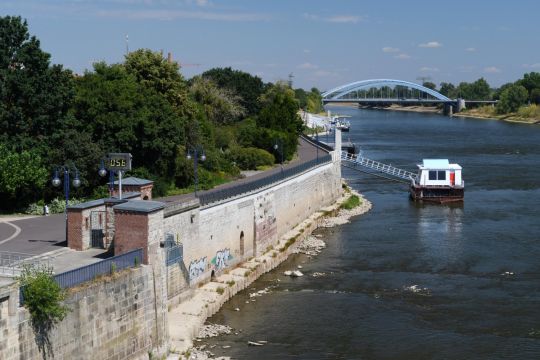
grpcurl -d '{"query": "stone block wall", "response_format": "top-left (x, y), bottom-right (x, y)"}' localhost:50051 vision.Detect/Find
top-left (0, 266), bottom-right (168, 360)
top-left (164, 159), bottom-right (341, 287)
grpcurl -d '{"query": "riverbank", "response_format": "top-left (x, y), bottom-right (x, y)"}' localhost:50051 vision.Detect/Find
top-left (167, 187), bottom-right (372, 359)
top-left (454, 108), bottom-right (540, 124)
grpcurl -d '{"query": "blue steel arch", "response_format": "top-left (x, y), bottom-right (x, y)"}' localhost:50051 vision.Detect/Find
top-left (322, 79), bottom-right (451, 101)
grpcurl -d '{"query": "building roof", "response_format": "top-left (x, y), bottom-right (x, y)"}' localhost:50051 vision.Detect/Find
top-left (109, 177), bottom-right (154, 186)
top-left (113, 200), bottom-right (165, 213)
top-left (418, 159), bottom-right (461, 170)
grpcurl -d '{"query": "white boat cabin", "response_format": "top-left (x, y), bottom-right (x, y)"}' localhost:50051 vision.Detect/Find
top-left (416, 159), bottom-right (463, 187)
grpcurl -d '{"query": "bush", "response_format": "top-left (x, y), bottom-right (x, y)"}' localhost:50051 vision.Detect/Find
top-left (18, 265), bottom-right (70, 357)
top-left (340, 195), bottom-right (362, 210)
top-left (227, 146), bottom-right (275, 170)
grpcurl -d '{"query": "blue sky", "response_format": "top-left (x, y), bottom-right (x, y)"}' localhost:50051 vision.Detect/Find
top-left (3, 0), bottom-right (540, 90)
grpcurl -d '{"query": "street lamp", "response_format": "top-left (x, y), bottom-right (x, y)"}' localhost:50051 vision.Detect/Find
top-left (98, 159), bottom-right (117, 197)
top-left (52, 164), bottom-right (81, 241)
top-left (186, 146), bottom-right (206, 196)
top-left (273, 139), bottom-right (284, 167)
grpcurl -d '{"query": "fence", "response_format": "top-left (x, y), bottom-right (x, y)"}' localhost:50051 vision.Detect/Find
top-left (19, 248), bottom-right (143, 305)
top-left (198, 154), bottom-right (332, 206)
top-left (0, 251), bottom-right (51, 276)
top-left (54, 248), bottom-right (143, 289)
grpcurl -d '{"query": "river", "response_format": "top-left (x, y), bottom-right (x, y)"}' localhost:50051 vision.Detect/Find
top-left (201, 106), bottom-right (540, 359)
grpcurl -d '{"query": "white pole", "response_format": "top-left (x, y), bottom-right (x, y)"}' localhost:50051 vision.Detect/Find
top-left (118, 170), bottom-right (123, 199)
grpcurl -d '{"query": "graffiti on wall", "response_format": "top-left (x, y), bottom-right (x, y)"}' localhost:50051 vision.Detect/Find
top-left (188, 257), bottom-right (207, 281)
top-left (211, 248), bottom-right (232, 271)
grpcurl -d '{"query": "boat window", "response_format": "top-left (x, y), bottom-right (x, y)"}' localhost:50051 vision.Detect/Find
top-left (438, 171), bottom-right (446, 180)
top-left (429, 171), bottom-right (437, 180)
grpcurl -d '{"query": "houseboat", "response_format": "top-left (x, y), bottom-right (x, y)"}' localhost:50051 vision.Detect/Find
top-left (410, 159), bottom-right (464, 203)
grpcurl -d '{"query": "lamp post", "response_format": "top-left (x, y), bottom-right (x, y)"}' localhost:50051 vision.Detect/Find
top-left (52, 165), bottom-right (81, 241)
top-left (273, 139), bottom-right (284, 173)
top-left (186, 147), bottom-right (206, 196)
top-left (98, 159), bottom-right (117, 198)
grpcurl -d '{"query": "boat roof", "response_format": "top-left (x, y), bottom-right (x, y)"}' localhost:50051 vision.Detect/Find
top-left (418, 159), bottom-right (462, 170)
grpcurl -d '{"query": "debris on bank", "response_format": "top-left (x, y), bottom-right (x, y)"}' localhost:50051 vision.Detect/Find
top-left (197, 324), bottom-right (233, 339)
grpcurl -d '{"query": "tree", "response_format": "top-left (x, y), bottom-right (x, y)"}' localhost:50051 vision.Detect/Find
top-left (422, 82), bottom-right (437, 91)
top-left (202, 67), bottom-right (265, 116)
top-left (516, 72), bottom-right (540, 103)
top-left (72, 62), bottom-right (185, 178)
top-left (0, 144), bottom-right (48, 210)
top-left (257, 82), bottom-right (303, 160)
top-left (496, 84), bottom-right (528, 114)
top-left (189, 76), bottom-right (245, 125)
top-left (0, 16), bottom-right (74, 151)
top-left (439, 82), bottom-right (456, 98)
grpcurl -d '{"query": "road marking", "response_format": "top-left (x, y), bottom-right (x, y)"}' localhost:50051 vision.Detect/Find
top-left (0, 221), bottom-right (22, 245)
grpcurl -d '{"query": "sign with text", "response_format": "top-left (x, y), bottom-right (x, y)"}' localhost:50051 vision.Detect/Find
top-left (106, 153), bottom-right (132, 171)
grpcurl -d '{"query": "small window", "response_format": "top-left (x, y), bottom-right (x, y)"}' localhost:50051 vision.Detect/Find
top-left (429, 171), bottom-right (437, 180)
top-left (437, 171), bottom-right (446, 180)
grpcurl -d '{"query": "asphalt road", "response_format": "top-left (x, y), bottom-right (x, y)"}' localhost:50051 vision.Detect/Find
top-left (0, 214), bottom-right (66, 255)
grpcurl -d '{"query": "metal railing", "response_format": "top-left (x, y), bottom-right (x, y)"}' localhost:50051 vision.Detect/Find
top-left (53, 248), bottom-right (143, 289)
top-left (0, 251), bottom-right (51, 276)
top-left (19, 248), bottom-right (143, 306)
top-left (198, 154), bottom-right (332, 206)
top-left (341, 151), bottom-right (416, 181)
top-left (166, 244), bottom-right (183, 266)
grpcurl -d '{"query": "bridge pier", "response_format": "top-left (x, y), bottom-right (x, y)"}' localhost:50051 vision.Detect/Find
top-left (444, 103), bottom-right (454, 116)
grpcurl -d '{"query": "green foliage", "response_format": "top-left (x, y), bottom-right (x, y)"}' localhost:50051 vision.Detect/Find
top-left (201, 67), bottom-right (265, 116)
top-left (422, 82), bottom-right (437, 91)
top-left (516, 104), bottom-right (540, 119)
top-left (497, 84), bottom-right (528, 114)
top-left (0, 16), bottom-right (75, 151)
top-left (456, 78), bottom-right (491, 100)
top-left (0, 144), bottom-right (48, 209)
top-left (340, 195), bottom-right (362, 210)
top-left (516, 72), bottom-right (540, 102)
top-left (227, 146), bottom-right (275, 170)
top-left (18, 265), bottom-right (69, 358)
top-left (439, 82), bottom-right (456, 98)
top-left (189, 76), bottom-right (246, 124)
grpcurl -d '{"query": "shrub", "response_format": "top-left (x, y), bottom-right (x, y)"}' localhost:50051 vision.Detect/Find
top-left (18, 265), bottom-right (70, 358)
top-left (216, 286), bottom-right (225, 295)
top-left (227, 146), bottom-right (274, 170)
top-left (340, 195), bottom-right (362, 210)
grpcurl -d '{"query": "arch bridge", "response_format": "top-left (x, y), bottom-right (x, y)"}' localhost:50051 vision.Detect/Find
top-left (321, 79), bottom-right (469, 114)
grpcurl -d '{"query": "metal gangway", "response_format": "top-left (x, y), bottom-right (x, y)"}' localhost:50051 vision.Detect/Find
top-left (341, 151), bottom-right (417, 182)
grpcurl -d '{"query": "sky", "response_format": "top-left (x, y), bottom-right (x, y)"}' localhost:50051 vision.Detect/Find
top-left (3, 0), bottom-right (540, 90)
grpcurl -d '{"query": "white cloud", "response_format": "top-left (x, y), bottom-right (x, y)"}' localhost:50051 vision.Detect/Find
top-left (298, 62), bottom-right (318, 70)
top-left (303, 13), bottom-right (363, 23)
top-left (484, 66), bottom-right (501, 73)
top-left (395, 53), bottom-right (411, 60)
top-left (97, 9), bottom-right (270, 21)
top-left (465, 47), bottom-right (476, 52)
top-left (523, 63), bottom-right (540, 69)
top-left (382, 47), bottom-right (399, 53)
top-left (420, 67), bottom-right (439, 72)
top-left (419, 41), bottom-right (442, 48)
top-left (326, 15), bottom-right (362, 23)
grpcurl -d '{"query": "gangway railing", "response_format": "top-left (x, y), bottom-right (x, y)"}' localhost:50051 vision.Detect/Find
top-left (341, 151), bottom-right (416, 182)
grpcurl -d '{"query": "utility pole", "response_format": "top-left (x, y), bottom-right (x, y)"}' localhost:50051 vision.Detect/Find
top-left (125, 35), bottom-right (129, 55)
top-left (288, 73), bottom-right (294, 88)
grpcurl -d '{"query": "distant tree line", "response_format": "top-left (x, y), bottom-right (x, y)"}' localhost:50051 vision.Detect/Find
top-left (0, 16), bottom-right (317, 212)
top-left (429, 74), bottom-right (540, 114)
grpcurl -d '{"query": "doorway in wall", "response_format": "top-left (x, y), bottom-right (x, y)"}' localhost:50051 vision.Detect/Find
top-left (240, 231), bottom-right (245, 256)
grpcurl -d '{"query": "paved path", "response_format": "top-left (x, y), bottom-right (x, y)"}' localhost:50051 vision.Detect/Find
top-left (0, 214), bottom-right (66, 255)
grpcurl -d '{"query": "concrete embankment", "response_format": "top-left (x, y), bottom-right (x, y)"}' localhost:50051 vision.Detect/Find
top-left (168, 188), bottom-right (371, 358)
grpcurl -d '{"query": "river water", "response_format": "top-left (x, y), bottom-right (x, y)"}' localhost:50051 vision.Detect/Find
top-left (203, 107), bottom-right (540, 359)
